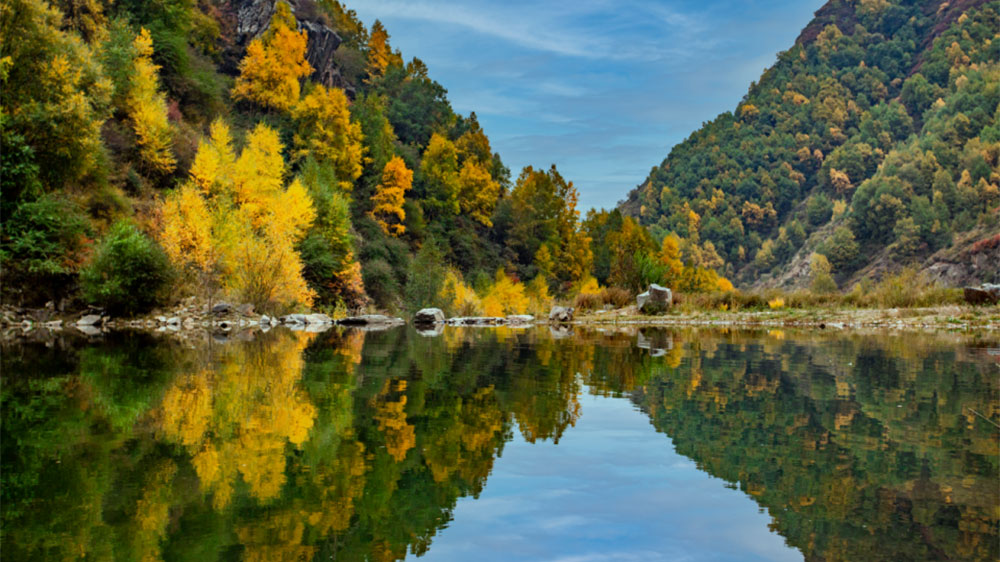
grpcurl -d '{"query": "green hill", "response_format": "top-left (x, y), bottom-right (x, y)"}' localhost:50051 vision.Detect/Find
top-left (620, 0), bottom-right (999, 290)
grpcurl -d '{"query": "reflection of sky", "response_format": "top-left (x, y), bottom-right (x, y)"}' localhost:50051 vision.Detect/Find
top-left (417, 387), bottom-right (802, 561)
top-left (348, 0), bottom-right (824, 211)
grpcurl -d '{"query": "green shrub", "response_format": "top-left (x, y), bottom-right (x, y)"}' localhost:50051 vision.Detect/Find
top-left (80, 221), bottom-right (174, 315)
top-left (0, 194), bottom-right (90, 304)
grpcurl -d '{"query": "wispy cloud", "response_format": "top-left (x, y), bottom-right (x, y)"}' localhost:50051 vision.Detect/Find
top-left (355, 0), bottom-right (702, 61)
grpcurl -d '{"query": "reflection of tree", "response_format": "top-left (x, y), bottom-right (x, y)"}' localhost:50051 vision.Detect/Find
top-left (4, 328), bottom-right (994, 562)
top-left (631, 332), bottom-right (999, 562)
top-left (157, 331), bottom-right (318, 505)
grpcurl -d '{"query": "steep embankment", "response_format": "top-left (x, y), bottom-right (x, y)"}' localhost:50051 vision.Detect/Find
top-left (621, 0), bottom-right (999, 290)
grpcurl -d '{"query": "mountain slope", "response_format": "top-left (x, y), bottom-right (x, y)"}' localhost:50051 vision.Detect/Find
top-left (621, 0), bottom-right (999, 289)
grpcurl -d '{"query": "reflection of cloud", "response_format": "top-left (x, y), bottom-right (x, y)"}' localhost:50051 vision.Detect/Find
top-left (422, 392), bottom-right (801, 562)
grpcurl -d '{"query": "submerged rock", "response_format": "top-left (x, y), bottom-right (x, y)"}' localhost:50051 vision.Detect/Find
top-left (506, 315), bottom-right (535, 325)
top-left (414, 308), bottom-right (445, 325)
top-left (637, 284), bottom-right (672, 314)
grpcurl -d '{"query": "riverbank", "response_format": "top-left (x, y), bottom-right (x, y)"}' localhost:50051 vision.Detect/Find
top-left (2, 299), bottom-right (997, 342)
top-left (576, 304), bottom-right (1000, 331)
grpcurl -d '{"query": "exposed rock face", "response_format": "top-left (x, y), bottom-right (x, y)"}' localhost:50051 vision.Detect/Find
top-left (548, 306), bottom-right (574, 323)
top-left (414, 308), bottom-right (445, 325)
top-left (637, 284), bottom-right (672, 314)
top-left (230, 0), bottom-right (349, 92)
top-left (964, 284), bottom-right (1000, 305)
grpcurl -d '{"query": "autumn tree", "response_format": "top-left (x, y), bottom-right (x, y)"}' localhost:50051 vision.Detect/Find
top-left (371, 156), bottom-right (413, 236)
top-left (232, 1), bottom-right (312, 113)
top-left (365, 20), bottom-right (401, 80)
top-left (127, 28), bottom-right (176, 175)
top-left (292, 85), bottom-right (365, 191)
top-left (160, 120), bottom-right (316, 309)
top-left (419, 133), bottom-right (461, 218)
top-left (504, 165), bottom-right (591, 290)
top-left (1, 0), bottom-right (112, 189)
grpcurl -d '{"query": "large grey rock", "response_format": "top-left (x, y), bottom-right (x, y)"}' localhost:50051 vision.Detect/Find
top-left (414, 308), bottom-right (446, 325)
top-left (77, 314), bottom-right (102, 326)
top-left (304, 313), bottom-right (333, 325)
top-left (637, 284), bottom-right (672, 314)
top-left (286, 314), bottom-right (309, 324)
top-left (548, 306), bottom-right (574, 323)
top-left (964, 284), bottom-right (1000, 305)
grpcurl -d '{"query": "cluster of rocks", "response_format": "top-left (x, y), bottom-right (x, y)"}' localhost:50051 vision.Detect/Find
top-left (411, 307), bottom-right (577, 328)
top-left (963, 283), bottom-right (1000, 305)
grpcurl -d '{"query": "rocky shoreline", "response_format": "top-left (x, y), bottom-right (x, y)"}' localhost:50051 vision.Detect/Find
top-left (3, 296), bottom-right (997, 343)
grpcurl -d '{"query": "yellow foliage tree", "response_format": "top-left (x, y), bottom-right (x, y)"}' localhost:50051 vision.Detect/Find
top-left (370, 156), bottom-right (412, 236)
top-left (420, 133), bottom-right (461, 216)
top-left (458, 159), bottom-right (501, 226)
top-left (481, 269), bottom-right (528, 317)
top-left (525, 275), bottom-right (552, 317)
top-left (160, 120), bottom-right (316, 309)
top-left (292, 85), bottom-right (365, 191)
top-left (439, 269), bottom-right (481, 316)
top-left (232, 2), bottom-right (312, 113)
top-left (365, 20), bottom-right (400, 79)
top-left (659, 234), bottom-right (685, 287)
top-left (128, 28), bottom-right (175, 174)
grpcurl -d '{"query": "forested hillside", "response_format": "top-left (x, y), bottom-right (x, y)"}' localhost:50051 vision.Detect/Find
top-left (1, 0), bottom-right (599, 315)
top-left (621, 0), bottom-right (1000, 289)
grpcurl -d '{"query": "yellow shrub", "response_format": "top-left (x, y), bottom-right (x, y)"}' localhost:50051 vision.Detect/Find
top-left (768, 297), bottom-right (785, 309)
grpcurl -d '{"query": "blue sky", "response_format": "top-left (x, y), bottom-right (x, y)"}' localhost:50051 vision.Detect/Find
top-left (349, 0), bottom-right (825, 211)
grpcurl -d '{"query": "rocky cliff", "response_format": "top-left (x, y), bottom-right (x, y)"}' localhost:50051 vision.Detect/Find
top-left (225, 0), bottom-right (352, 94)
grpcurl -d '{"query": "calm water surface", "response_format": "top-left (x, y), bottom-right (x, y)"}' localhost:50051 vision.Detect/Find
top-left (2, 326), bottom-right (997, 561)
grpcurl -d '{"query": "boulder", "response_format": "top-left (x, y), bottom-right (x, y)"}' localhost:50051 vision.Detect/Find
top-left (166, 316), bottom-right (181, 326)
top-left (77, 314), bottom-right (103, 326)
top-left (281, 313), bottom-right (309, 325)
top-left (548, 306), bottom-right (574, 323)
top-left (237, 303), bottom-right (256, 316)
top-left (964, 284), bottom-right (1000, 306)
top-left (260, 315), bottom-right (271, 326)
top-left (211, 302), bottom-right (233, 315)
top-left (637, 284), bottom-right (672, 314)
top-left (414, 308), bottom-right (446, 325)
top-left (304, 313), bottom-right (333, 325)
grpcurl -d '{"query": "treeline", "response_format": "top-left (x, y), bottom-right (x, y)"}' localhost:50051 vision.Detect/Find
top-left (6, 0), bottom-right (713, 316)
top-left (623, 0), bottom-right (999, 288)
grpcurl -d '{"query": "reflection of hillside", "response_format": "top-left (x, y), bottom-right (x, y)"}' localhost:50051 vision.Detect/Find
top-left (626, 331), bottom-right (999, 562)
top-left (1, 328), bottom-right (996, 561)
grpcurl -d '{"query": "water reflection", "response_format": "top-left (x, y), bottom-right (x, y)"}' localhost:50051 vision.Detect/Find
top-left (1, 327), bottom-right (997, 561)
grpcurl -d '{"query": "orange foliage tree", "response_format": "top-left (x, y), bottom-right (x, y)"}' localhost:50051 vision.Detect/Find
top-left (370, 156), bottom-right (412, 236)
top-left (232, 2), bottom-right (312, 113)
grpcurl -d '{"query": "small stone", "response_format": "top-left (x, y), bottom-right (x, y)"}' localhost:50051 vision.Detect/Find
top-left (211, 302), bottom-right (232, 315)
